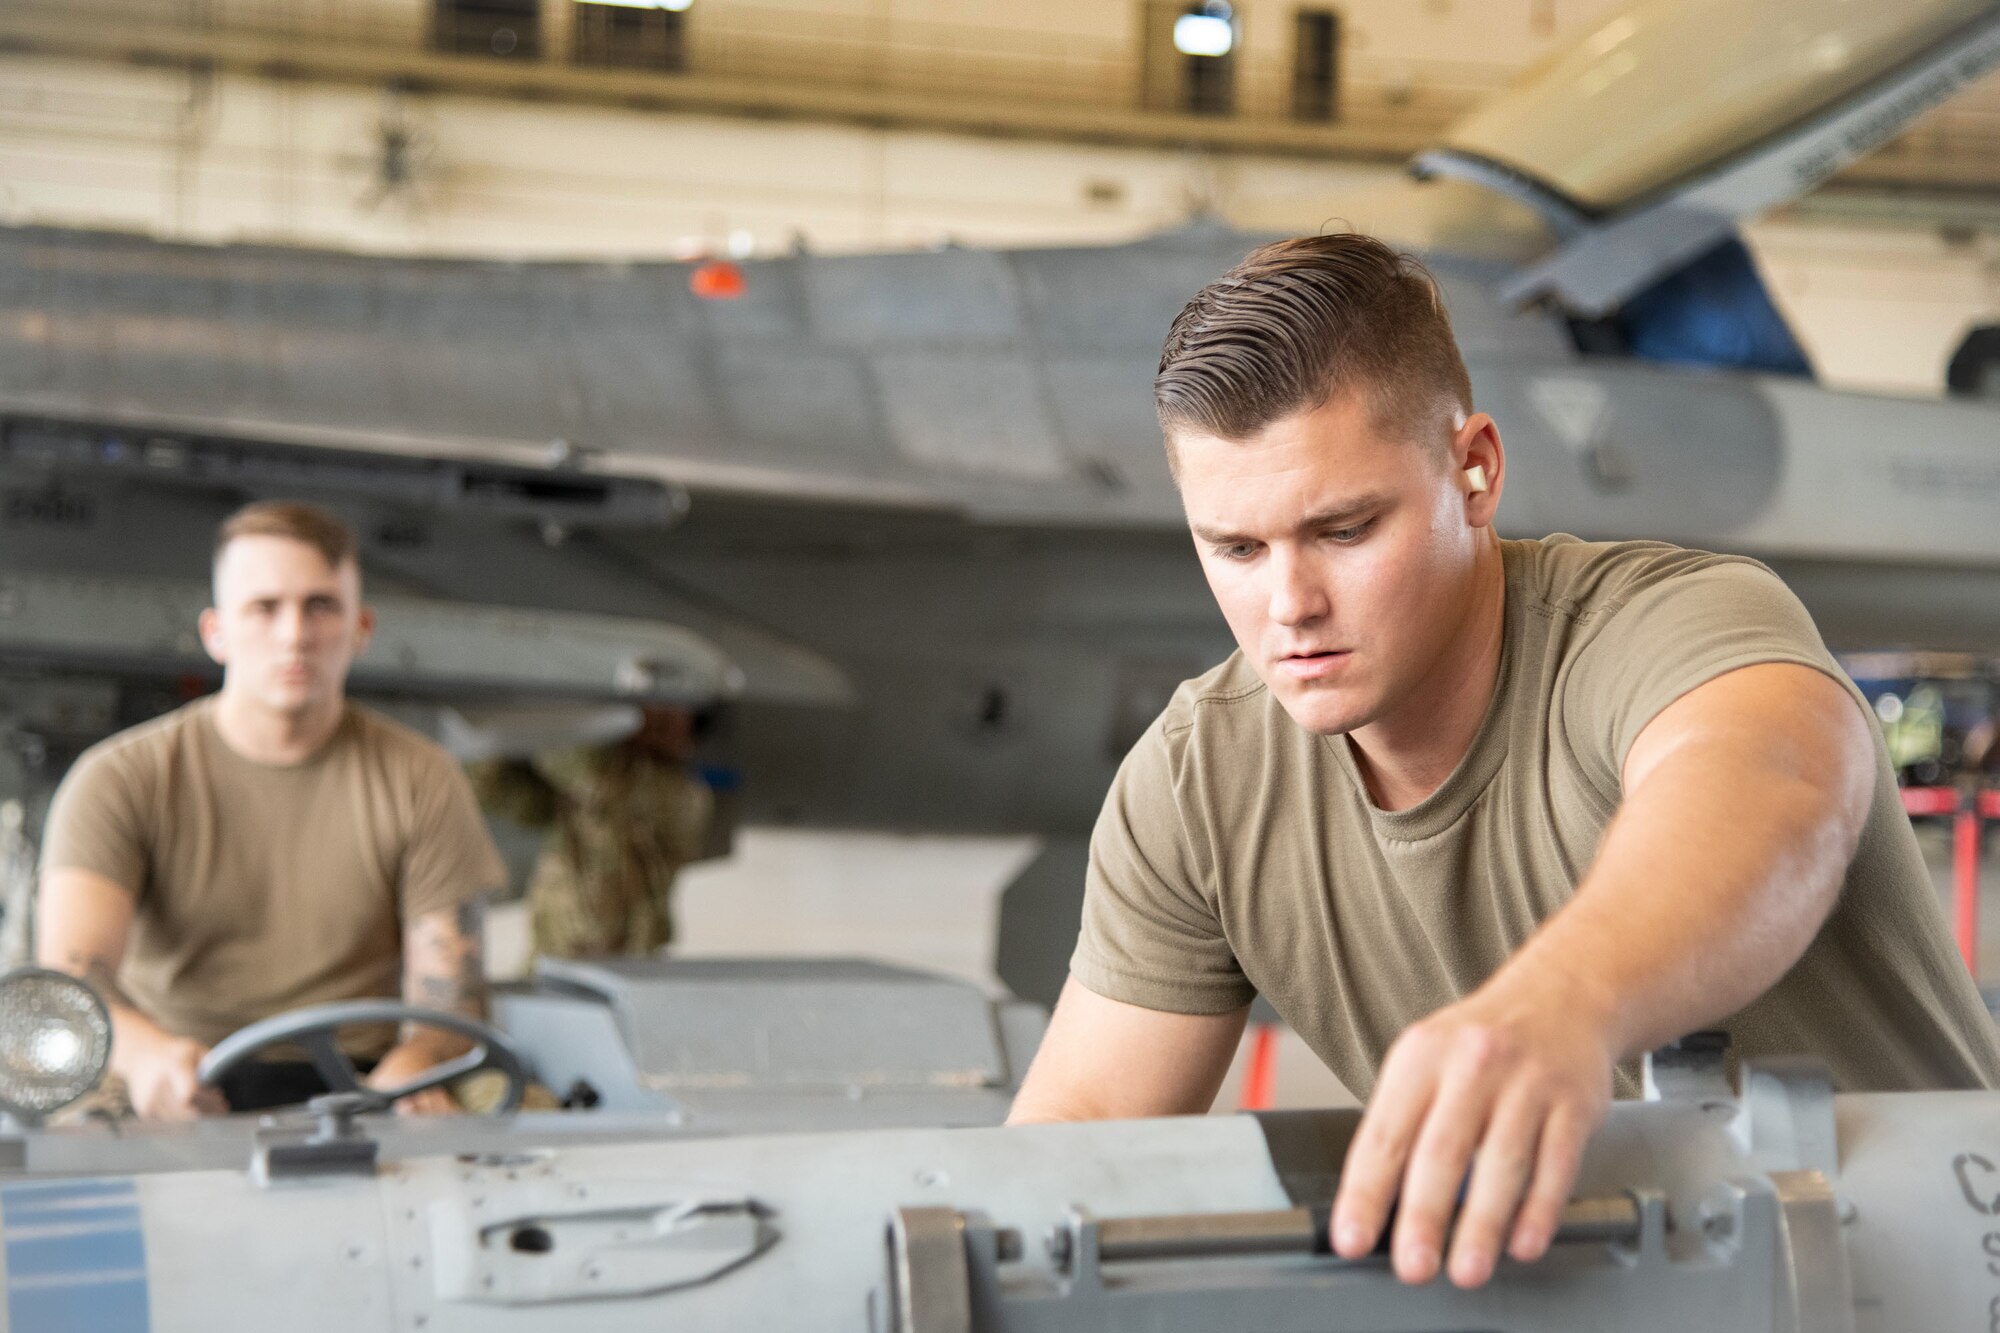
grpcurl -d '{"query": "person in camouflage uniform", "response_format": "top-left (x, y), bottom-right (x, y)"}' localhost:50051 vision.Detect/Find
top-left (471, 707), bottom-right (713, 959)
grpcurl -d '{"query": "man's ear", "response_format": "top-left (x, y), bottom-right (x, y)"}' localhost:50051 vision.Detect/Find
top-left (353, 604), bottom-right (377, 657)
top-left (1454, 412), bottom-right (1505, 529)
top-left (197, 607), bottom-right (227, 666)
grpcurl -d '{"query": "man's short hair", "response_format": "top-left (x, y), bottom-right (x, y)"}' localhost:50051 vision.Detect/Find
top-left (1154, 234), bottom-right (1474, 467)
top-left (214, 500), bottom-right (358, 571)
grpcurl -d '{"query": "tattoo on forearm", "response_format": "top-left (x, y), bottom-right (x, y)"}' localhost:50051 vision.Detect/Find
top-left (62, 951), bottom-right (135, 1012)
top-left (403, 895), bottom-right (488, 1024)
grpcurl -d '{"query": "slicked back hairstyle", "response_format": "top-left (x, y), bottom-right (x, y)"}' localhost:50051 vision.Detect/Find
top-left (214, 500), bottom-right (358, 574)
top-left (1154, 234), bottom-right (1473, 471)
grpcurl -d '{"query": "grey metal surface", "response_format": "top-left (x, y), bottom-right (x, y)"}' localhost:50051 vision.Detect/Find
top-left (534, 957), bottom-right (1012, 1093)
top-left (1, 1065), bottom-right (1990, 1330)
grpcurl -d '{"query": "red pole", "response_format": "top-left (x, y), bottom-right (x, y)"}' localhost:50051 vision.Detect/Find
top-left (1240, 1022), bottom-right (1280, 1111)
top-left (1956, 802), bottom-right (1981, 978)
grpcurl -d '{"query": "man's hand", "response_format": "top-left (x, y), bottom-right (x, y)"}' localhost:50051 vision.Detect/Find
top-left (36, 868), bottom-right (231, 1120)
top-left (1334, 664), bottom-right (1871, 1290)
top-left (364, 1044), bottom-right (459, 1117)
top-left (119, 1029), bottom-right (229, 1121)
top-left (1331, 970), bottom-right (1614, 1288)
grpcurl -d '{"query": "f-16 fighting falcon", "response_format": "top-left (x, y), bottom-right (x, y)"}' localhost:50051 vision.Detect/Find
top-left (1007, 233), bottom-right (2000, 1291)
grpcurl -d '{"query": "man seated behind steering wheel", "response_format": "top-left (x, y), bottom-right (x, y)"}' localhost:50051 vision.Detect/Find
top-left (37, 501), bottom-right (506, 1119)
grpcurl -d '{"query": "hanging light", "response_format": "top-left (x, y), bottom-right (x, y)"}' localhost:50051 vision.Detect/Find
top-left (1174, 3), bottom-right (1235, 57)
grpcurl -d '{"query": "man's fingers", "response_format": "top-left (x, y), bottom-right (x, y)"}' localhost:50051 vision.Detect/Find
top-left (1331, 1049), bottom-right (1440, 1260)
top-left (1388, 1068), bottom-right (1498, 1285)
top-left (1445, 1092), bottom-right (1544, 1288)
top-left (395, 1087), bottom-right (458, 1117)
top-left (1508, 1104), bottom-right (1591, 1262)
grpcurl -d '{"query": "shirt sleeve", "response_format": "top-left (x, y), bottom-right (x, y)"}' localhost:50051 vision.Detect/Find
top-left (38, 746), bottom-right (150, 900)
top-left (400, 749), bottom-right (509, 922)
top-left (1562, 556), bottom-right (1857, 784)
top-left (1069, 716), bottom-right (1255, 1014)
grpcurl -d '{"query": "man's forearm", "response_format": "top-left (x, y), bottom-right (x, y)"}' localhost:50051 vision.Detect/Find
top-left (378, 1027), bottom-right (473, 1067)
top-left (394, 895), bottom-right (490, 1061)
top-left (51, 947), bottom-right (185, 1075)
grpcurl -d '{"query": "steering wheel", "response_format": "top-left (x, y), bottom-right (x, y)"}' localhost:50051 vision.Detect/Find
top-left (196, 1000), bottom-right (532, 1114)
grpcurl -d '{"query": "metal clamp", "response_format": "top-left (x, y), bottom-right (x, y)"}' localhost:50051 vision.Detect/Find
top-left (250, 1091), bottom-right (384, 1185)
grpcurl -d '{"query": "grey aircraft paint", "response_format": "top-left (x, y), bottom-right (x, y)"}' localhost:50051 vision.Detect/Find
top-left (2, 220), bottom-right (1999, 845)
top-left (5, 221), bottom-right (2000, 832)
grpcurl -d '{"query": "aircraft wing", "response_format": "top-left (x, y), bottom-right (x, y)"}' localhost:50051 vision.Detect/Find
top-left (1411, 0), bottom-right (2000, 314)
top-left (0, 569), bottom-right (850, 709)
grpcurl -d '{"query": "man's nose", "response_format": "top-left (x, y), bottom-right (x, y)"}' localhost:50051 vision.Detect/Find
top-left (1266, 549), bottom-right (1329, 627)
top-left (275, 605), bottom-right (309, 646)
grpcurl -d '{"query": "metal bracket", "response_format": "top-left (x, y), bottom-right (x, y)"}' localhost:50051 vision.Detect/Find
top-left (887, 1206), bottom-right (973, 1333)
top-left (1643, 1030), bottom-right (1736, 1109)
top-left (250, 1091), bottom-right (383, 1185)
top-left (1771, 1170), bottom-right (1857, 1333)
top-left (1736, 1058), bottom-right (1839, 1177)
top-left (900, 1186), bottom-right (1789, 1332)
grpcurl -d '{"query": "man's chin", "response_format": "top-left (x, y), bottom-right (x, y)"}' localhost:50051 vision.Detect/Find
top-left (258, 688), bottom-right (332, 718)
top-left (1271, 685), bottom-right (1373, 738)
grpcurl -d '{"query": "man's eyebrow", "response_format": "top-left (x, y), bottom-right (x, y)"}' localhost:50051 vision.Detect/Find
top-left (1188, 493), bottom-right (1393, 546)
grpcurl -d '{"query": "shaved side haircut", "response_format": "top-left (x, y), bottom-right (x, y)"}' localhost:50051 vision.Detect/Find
top-left (1154, 233), bottom-right (1474, 472)
top-left (214, 500), bottom-right (358, 573)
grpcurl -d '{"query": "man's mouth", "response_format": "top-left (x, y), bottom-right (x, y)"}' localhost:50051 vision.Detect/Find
top-left (1276, 649), bottom-right (1350, 680)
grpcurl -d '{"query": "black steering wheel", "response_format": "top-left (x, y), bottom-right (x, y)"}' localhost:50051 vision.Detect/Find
top-left (196, 1000), bottom-right (531, 1114)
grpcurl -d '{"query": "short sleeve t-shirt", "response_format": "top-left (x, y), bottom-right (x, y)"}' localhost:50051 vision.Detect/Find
top-left (40, 698), bottom-right (507, 1049)
top-left (1072, 536), bottom-right (2000, 1098)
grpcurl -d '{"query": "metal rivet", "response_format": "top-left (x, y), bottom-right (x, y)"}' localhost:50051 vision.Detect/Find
top-left (1046, 1226), bottom-right (1072, 1267)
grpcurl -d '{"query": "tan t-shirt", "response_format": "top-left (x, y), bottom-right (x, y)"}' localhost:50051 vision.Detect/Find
top-left (1073, 536), bottom-right (2000, 1097)
top-left (40, 698), bottom-right (506, 1050)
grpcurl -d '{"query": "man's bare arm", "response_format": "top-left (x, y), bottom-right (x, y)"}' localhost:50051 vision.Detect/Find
top-left (1333, 663), bottom-right (1874, 1288)
top-left (37, 867), bottom-right (226, 1118)
top-left (1007, 978), bottom-right (1248, 1124)
top-left (367, 896), bottom-right (491, 1112)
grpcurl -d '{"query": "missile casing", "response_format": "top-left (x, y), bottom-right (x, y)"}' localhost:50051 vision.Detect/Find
top-left (2, 1059), bottom-right (1996, 1331)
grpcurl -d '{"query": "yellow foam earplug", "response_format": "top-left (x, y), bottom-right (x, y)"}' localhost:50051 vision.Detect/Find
top-left (1463, 464), bottom-right (1489, 494)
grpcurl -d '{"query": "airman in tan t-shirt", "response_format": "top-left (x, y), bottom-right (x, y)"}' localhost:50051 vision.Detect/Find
top-left (37, 500), bottom-right (504, 1120)
top-left (1009, 233), bottom-right (2000, 1293)
top-left (1071, 536), bottom-right (2000, 1099)
top-left (42, 697), bottom-right (504, 1052)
